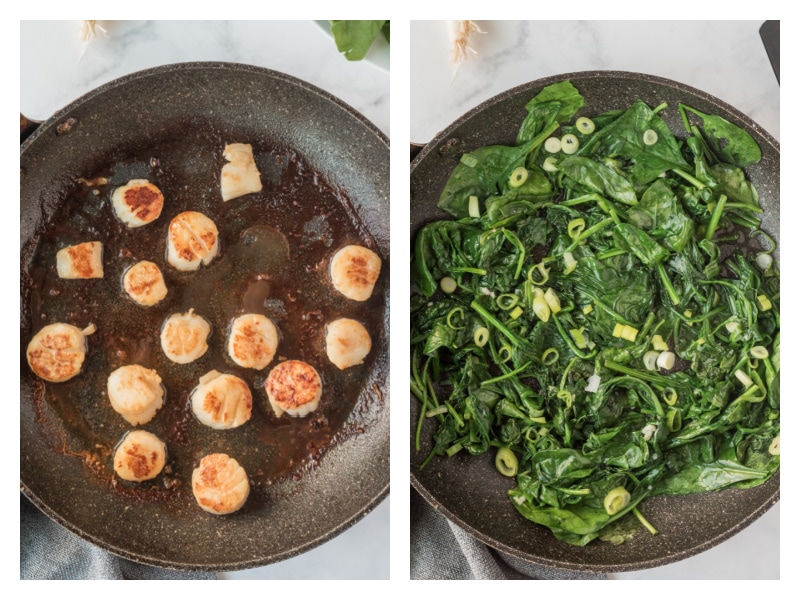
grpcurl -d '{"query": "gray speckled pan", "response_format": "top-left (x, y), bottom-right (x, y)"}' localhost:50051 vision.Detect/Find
top-left (21, 62), bottom-right (389, 571)
top-left (410, 71), bottom-right (778, 573)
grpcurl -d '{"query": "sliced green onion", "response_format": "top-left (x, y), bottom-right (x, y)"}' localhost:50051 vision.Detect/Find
top-left (544, 136), bottom-right (562, 153)
top-left (446, 443), bottom-right (463, 457)
top-left (735, 369), bottom-right (753, 387)
top-left (498, 345), bottom-right (513, 364)
top-left (651, 334), bottom-right (668, 352)
top-left (661, 387), bottom-right (678, 406)
top-left (556, 389), bottom-right (574, 408)
top-left (460, 154), bottom-right (478, 167)
top-left (544, 288), bottom-right (561, 314)
top-left (575, 116), bottom-right (595, 134)
top-left (495, 448), bottom-right (519, 477)
top-left (666, 408), bottom-right (682, 432)
top-left (543, 157), bottom-right (559, 172)
top-left (528, 263), bottom-right (549, 285)
top-left (567, 218), bottom-right (586, 240)
top-left (757, 294), bottom-right (772, 311)
top-left (582, 304), bottom-right (593, 315)
top-left (509, 167), bottom-right (529, 188)
top-left (750, 346), bottom-right (769, 359)
top-left (612, 323), bottom-right (624, 338)
top-left (563, 251), bottom-right (577, 275)
top-left (532, 288), bottom-right (551, 322)
top-left (769, 435), bottom-right (780, 456)
top-left (604, 487), bottom-right (631, 515)
top-left (656, 351), bottom-right (675, 370)
top-left (496, 293), bottom-right (519, 310)
top-left (570, 328), bottom-right (588, 349)
top-left (446, 307), bottom-right (465, 329)
top-left (468, 195), bottom-right (480, 218)
top-left (620, 325), bottom-right (638, 342)
top-left (474, 327), bottom-right (490, 347)
top-left (509, 306), bottom-right (524, 320)
top-left (643, 129), bottom-right (658, 145)
top-left (756, 253), bottom-right (773, 271)
top-left (585, 374), bottom-right (601, 393)
top-left (541, 347), bottom-right (559, 365)
top-left (440, 276), bottom-right (457, 294)
top-left (643, 351), bottom-right (660, 371)
top-left (561, 133), bottom-right (579, 154)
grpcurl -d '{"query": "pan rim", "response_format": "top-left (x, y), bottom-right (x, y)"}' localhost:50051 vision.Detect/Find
top-left (409, 69), bottom-right (779, 574)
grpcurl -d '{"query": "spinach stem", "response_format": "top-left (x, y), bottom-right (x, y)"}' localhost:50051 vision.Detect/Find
top-left (705, 194), bottom-right (728, 240)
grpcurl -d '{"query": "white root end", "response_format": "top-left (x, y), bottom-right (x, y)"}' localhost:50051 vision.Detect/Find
top-left (449, 20), bottom-right (484, 77)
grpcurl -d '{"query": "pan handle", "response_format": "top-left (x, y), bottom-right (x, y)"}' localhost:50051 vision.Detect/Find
top-left (20, 113), bottom-right (42, 144)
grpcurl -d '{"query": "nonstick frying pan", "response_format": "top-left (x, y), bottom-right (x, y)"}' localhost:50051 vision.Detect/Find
top-left (410, 71), bottom-right (778, 573)
top-left (21, 62), bottom-right (389, 571)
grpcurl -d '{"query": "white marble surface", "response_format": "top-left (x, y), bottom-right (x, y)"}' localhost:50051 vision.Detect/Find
top-left (20, 19), bottom-right (389, 581)
top-left (411, 20), bottom-right (780, 580)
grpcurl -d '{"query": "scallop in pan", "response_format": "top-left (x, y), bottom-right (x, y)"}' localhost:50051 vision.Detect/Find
top-left (113, 430), bottom-right (167, 482)
top-left (166, 211), bottom-right (219, 271)
top-left (227, 313), bottom-right (279, 370)
top-left (329, 244), bottom-right (381, 301)
top-left (26, 322), bottom-right (96, 383)
top-left (192, 453), bottom-right (250, 515)
top-left (191, 370), bottom-right (252, 430)
top-left (264, 360), bottom-right (322, 418)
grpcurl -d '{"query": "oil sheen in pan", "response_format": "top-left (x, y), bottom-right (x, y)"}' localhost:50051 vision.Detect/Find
top-left (25, 125), bottom-right (386, 505)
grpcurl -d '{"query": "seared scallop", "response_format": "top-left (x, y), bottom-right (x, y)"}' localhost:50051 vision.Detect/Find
top-left (227, 313), bottom-right (279, 370)
top-left (56, 241), bottom-right (104, 279)
top-left (166, 211), bottom-right (219, 271)
top-left (191, 370), bottom-right (252, 430)
top-left (107, 365), bottom-right (164, 426)
top-left (192, 453), bottom-right (250, 515)
top-left (111, 179), bottom-right (164, 228)
top-left (26, 322), bottom-right (96, 382)
top-left (265, 360), bottom-right (322, 418)
top-left (113, 430), bottom-right (167, 482)
top-left (325, 318), bottom-right (372, 370)
top-left (123, 260), bottom-right (168, 307)
top-left (329, 244), bottom-right (381, 301)
top-left (160, 309), bottom-right (211, 364)
top-left (221, 143), bottom-right (263, 202)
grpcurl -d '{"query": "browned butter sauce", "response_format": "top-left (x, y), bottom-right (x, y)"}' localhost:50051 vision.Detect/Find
top-left (25, 127), bottom-right (386, 505)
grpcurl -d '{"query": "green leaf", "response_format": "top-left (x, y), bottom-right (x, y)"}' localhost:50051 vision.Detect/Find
top-left (682, 104), bottom-right (762, 167)
top-left (329, 20), bottom-right (387, 61)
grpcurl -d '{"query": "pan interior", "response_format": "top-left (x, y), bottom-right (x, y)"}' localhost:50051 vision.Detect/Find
top-left (410, 71), bottom-right (778, 572)
top-left (21, 63), bottom-right (389, 571)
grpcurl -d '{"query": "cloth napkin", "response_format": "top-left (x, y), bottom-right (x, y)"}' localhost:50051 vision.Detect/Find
top-left (20, 494), bottom-right (215, 580)
top-left (411, 488), bottom-right (608, 580)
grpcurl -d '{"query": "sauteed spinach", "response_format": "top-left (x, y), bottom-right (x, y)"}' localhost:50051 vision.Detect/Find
top-left (411, 81), bottom-right (779, 546)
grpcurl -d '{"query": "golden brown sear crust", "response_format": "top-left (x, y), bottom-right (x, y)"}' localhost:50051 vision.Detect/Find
top-left (191, 453), bottom-right (250, 514)
top-left (112, 180), bottom-right (165, 228)
top-left (56, 241), bottom-right (104, 279)
top-left (113, 430), bottom-right (166, 482)
top-left (191, 371), bottom-right (252, 429)
top-left (330, 245), bottom-right (381, 301)
top-left (123, 261), bottom-right (168, 306)
top-left (167, 211), bottom-right (219, 271)
top-left (227, 314), bottom-right (279, 370)
top-left (26, 323), bottom-right (90, 383)
top-left (123, 184), bottom-right (163, 223)
top-left (264, 360), bottom-right (322, 417)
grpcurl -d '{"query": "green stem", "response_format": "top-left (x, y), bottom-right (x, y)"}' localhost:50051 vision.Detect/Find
top-left (706, 194), bottom-right (728, 240)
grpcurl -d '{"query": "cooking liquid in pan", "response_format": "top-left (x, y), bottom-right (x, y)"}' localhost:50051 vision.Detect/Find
top-left (24, 125), bottom-right (385, 507)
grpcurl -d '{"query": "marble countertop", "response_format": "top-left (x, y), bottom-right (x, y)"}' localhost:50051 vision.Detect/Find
top-left (411, 20), bottom-right (779, 580)
top-left (20, 19), bottom-right (389, 581)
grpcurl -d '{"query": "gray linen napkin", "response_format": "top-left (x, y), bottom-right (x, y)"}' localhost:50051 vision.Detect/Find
top-left (20, 494), bottom-right (214, 580)
top-left (411, 488), bottom-right (607, 580)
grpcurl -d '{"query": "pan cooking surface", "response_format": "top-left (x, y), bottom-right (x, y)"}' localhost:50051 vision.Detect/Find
top-left (21, 63), bottom-right (389, 570)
